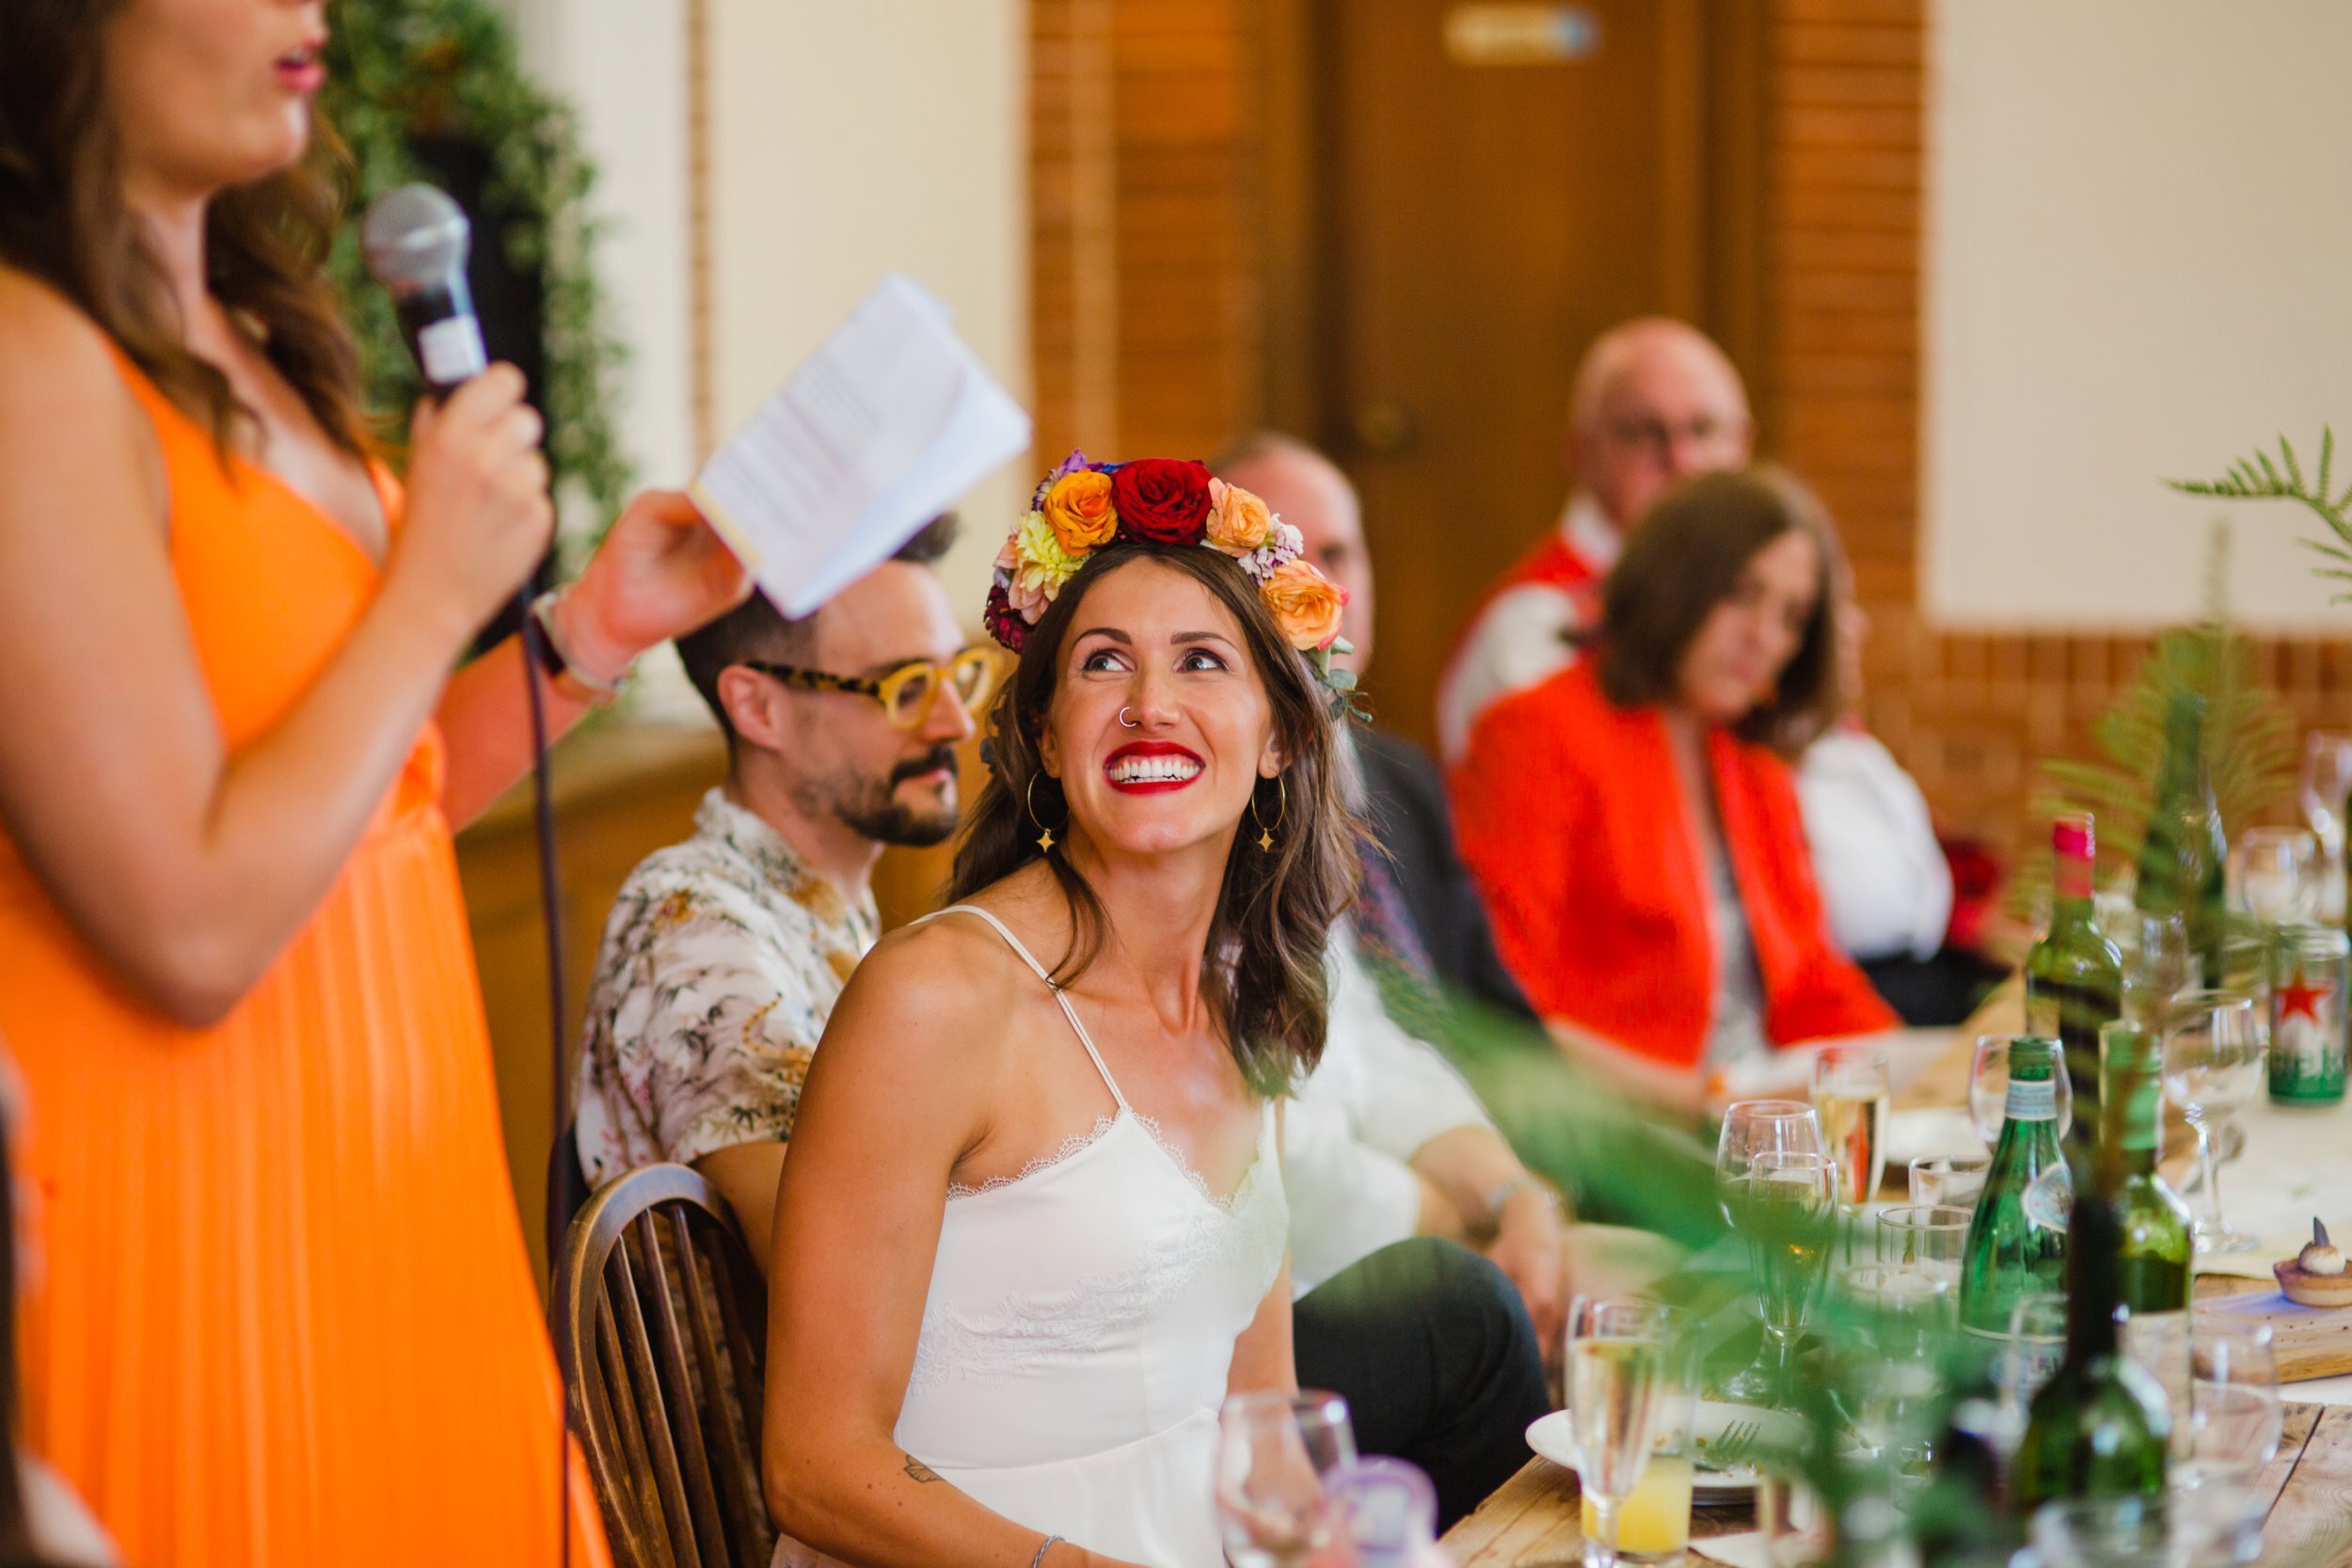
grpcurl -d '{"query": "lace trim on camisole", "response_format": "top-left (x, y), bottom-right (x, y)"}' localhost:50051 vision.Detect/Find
top-left (946, 1107), bottom-right (1263, 1216)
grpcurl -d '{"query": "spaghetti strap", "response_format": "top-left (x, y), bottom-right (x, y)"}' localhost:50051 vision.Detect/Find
top-left (914, 905), bottom-right (1131, 1111)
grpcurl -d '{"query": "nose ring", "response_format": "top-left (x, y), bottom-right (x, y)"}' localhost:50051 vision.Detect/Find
top-left (1119, 706), bottom-right (1140, 729)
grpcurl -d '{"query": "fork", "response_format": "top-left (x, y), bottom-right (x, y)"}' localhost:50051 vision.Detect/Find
top-left (1704, 1419), bottom-right (1762, 1472)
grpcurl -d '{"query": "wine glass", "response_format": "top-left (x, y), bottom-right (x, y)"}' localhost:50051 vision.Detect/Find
top-left (1969, 1035), bottom-right (2074, 1148)
top-left (1738, 1151), bottom-right (1836, 1409)
top-left (1214, 1389), bottom-right (1357, 1565)
top-left (1566, 1297), bottom-right (1676, 1568)
top-left (1324, 1457), bottom-right (1439, 1566)
top-left (1714, 1101), bottom-right (1825, 1404)
top-left (1811, 1045), bottom-right (1891, 1216)
top-left (2300, 731), bottom-right (2352, 920)
top-left (2233, 826), bottom-right (2320, 926)
top-left (2162, 990), bottom-right (2265, 1255)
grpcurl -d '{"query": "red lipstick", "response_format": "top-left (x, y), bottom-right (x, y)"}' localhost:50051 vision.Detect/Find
top-left (1103, 740), bottom-right (1204, 795)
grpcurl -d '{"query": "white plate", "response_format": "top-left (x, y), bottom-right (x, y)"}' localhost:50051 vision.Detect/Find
top-left (1524, 1401), bottom-right (1802, 1501)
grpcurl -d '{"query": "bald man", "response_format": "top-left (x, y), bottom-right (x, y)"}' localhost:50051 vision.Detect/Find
top-left (1436, 317), bottom-right (1753, 762)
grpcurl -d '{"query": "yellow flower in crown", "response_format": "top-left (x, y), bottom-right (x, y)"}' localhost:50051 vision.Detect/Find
top-left (1042, 468), bottom-right (1120, 552)
top-left (1013, 510), bottom-right (1084, 597)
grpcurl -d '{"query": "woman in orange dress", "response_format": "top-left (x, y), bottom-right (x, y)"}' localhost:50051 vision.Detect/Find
top-left (0, 4), bottom-right (748, 1564)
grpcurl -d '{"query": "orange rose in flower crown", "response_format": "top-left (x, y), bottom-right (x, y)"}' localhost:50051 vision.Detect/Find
top-left (983, 450), bottom-right (1362, 719)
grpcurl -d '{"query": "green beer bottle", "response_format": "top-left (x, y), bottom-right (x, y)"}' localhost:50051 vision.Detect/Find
top-left (2135, 692), bottom-right (2228, 987)
top-left (2011, 1158), bottom-right (2172, 1507)
top-left (2026, 814), bottom-right (2122, 1157)
top-left (2098, 1020), bottom-right (2193, 1422)
top-left (1960, 1037), bottom-right (2070, 1349)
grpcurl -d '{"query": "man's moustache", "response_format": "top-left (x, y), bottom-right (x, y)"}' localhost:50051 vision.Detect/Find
top-left (890, 748), bottom-right (961, 786)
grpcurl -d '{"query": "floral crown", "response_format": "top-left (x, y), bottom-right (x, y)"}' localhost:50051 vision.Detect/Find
top-left (983, 451), bottom-right (1363, 718)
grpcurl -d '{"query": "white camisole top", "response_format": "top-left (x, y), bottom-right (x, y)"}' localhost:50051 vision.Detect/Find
top-left (888, 905), bottom-right (1286, 1567)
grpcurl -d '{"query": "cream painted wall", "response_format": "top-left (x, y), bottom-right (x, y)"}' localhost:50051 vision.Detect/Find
top-left (1924, 0), bottom-right (2352, 632)
top-left (706, 0), bottom-right (1031, 628)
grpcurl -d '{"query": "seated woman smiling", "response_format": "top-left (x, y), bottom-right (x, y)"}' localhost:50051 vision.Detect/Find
top-left (761, 457), bottom-right (1356, 1568)
top-left (1450, 467), bottom-right (1896, 1115)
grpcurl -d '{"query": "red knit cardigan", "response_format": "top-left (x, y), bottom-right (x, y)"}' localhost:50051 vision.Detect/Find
top-left (1449, 660), bottom-right (1896, 1069)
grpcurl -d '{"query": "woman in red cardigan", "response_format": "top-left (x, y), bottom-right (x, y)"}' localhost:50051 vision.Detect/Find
top-left (1450, 468), bottom-right (1895, 1112)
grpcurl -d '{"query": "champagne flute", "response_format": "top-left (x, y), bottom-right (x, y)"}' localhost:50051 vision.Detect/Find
top-left (1714, 1101), bottom-right (1825, 1403)
top-left (1812, 1045), bottom-right (1892, 1217)
top-left (2162, 990), bottom-right (2265, 1255)
top-left (1215, 1389), bottom-right (1354, 1566)
top-left (2233, 827), bottom-right (2320, 926)
top-left (2122, 911), bottom-right (2194, 1031)
top-left (1567, 1297), bottom-right (1675, 1568)
top-left (2300, 730), bottom-right (2352, 921)
top-left (1740, 1150), bottom-right (1836, 1408)
top-left (1970, 1034), bottom-right (2074, 1148)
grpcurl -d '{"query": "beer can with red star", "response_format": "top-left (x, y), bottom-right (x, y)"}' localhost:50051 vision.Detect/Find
top-left (2268, 924), bottom-right (2347, 1103)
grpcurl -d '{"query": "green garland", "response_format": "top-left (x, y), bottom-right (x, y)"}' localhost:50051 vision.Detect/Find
top-left (323, 0), bottom-right (631, 536)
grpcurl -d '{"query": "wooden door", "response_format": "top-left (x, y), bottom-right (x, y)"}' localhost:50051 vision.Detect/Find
top-left (1271, 0), bottom-right (1766, 749)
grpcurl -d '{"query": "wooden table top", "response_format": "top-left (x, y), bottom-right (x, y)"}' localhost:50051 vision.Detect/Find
top-left (1441, 1402), bottom-right (2352, 1566)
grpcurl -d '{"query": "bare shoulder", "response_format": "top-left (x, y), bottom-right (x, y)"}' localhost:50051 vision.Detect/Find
top-left (817, 910), bottom-right (1032, 1082)
top-left (0, 268), bottom-right (151, 474)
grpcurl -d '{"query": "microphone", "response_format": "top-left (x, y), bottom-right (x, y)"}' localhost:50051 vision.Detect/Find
top-left (360, 183), bottom-right (488, 394)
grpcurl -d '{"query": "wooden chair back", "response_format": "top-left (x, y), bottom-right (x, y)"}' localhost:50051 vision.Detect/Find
top-left (552, 1164), bottom-right (776, 1568)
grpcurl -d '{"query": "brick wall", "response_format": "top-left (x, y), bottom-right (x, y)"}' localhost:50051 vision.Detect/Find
top-left (1025, 0), bottom-right (2352, 870)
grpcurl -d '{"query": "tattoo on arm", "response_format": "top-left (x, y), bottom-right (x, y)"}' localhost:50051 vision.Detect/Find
top-left (903, 1452), bottom-right (941, 1483)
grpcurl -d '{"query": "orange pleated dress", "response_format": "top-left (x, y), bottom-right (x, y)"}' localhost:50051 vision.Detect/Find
top-left (0, 356), bottom-right (611, 1568)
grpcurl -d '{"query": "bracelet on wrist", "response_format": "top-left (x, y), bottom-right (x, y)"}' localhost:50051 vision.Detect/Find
top-left (528, 588), bottom-right (629, 704)
top-left (1028, 1533), bottom-right (1064, 1568)
top-left (1484, 1174), bottom-right (1558, 1230)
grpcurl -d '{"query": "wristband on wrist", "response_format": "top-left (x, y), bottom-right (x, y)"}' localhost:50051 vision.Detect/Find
top-left (529, 589), bottom-right (628, 704)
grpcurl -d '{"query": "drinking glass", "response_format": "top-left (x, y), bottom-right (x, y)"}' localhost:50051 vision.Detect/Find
top-left (2122, 911), bottom-right (2195, 1030)
top-left (2162, 990), bottom-right (2265, 1255)
top-left (1842, 1260), bottom-right (1949, 1364)
top-left (1908, 1154), bottom-right (1990, 1208)
top-left (1812, 1045), bottom-right (1891, 1214)
top-left (1875, 1203), bottom-right (1971, 1303)
top-left (1215, 1389), bottom-right (1356, 1566)
top-left (2300, 730), bottom-right (2352, 920)
top-left (1970, 1034), bottom-right (2074, 1148)
top-left (2170, 1323), bottom-right (2281, 1568)
top-left (2235, 827), bottom-right (2320, 926)
top-left (1325, 1457), bottom-right (1439, 1568)
top-left (1736, 1151), bottom-right (1836, 1409)
top-left (1713, 1101), bottom-right (1825, 1403)
top-left (2032, 1495), bottom-right (2194, 1568)
top-left (1566, 1297), bottom-right (1677, 1568)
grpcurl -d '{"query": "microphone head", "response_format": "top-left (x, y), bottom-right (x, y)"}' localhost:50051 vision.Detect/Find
top-left (361, 184), bottom-right (471, 293)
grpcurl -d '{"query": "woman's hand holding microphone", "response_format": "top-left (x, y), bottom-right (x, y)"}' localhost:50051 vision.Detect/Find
top-left (381, 363), bottom-right (752, 677)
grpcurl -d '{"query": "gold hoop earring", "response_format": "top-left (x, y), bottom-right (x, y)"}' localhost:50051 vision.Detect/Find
top-left (1250, 776), bottom-right (1287, 853)
top-left (1026, 773), bottom-right (1062, 855)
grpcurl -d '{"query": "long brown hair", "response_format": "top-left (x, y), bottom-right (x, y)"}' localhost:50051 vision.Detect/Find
top-left (1595, 466), bottom-right (1842, 756)
top-left (0, 0), bottom-right (368, 456)
top-left (952, 546), bottom-right (1360, 1094)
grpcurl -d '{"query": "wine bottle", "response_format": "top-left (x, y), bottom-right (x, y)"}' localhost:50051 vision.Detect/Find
top-left (2026, 813), bottom-right (2122, 1156)
top-left (2010, 1157), bottom-right (2172, 1506)
top-left (1959, 1037), bottom-right (2070, 1352)
top-left (2098, 1022), bottom-right (2193, 1318)
top-left (2135, 692), bottom-right (2228, 986)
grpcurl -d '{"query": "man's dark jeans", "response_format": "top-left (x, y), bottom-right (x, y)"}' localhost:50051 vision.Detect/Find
top-left (1292, 1236), bottom-right (1552, 1529)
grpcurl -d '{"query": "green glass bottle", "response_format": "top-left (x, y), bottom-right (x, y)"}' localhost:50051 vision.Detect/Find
top-left (2135, 692), bottom-right (2229, 986)
top-left (2026, 814), bottom-right (2122, 1157)
top-left (2011, 1158), bottom-right (2172, 1507)
top-left (1960, 1037), bottom-right (2070, 1348)
top-left (2098, 1022), bottom-right (2193, 1317)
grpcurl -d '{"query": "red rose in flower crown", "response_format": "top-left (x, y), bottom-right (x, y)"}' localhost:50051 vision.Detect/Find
top-left (1108, 458), bottom-right (1214, 546)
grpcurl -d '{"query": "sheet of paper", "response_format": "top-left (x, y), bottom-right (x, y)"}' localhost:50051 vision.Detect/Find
top-left (690, 274), bottom-right (1031, 617)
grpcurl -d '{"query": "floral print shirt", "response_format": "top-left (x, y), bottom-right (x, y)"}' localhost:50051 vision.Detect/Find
top-left (575, 788), bottom-right (878, 1184)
